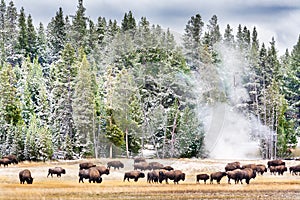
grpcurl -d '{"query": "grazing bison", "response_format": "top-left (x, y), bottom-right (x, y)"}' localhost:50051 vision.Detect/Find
top-left (242, 168), bottom-right (256, 184)
top-left (289, 165), bottom-right (300, 175)
top-left (79, 162), bottom-right (96, 170)
top-left (269, 166), bottom-right (276, 175)
top-left (79, 169), bottom-right (90, 183)
top-left (275, 165), bottom-right (287, 175)
top-left (196, 173), bottom-right (210, 184)
top-left (133, 162), bottom-right (151, 171)
top-left (147, 170), bottom-right (160, 183)
top-left (47, 167), bottom-right (66, 177)
top-left (123, 170), bottom-right (145, 182)
top-left (159, 170), bottom-right (185, 184)
top-left (134, 157), bottom-right (146, 163)
top-left (19, 169), bottom-right (33, 184)
top-left (227, 169), bottom-right (244, 184)
top-left (107, 161), bottom-right (124, 170)
top-left (148, 162), bottom-right (164, 170)
top-left (256, 164), bottom-right (267, 175)
top-left (241, 164), bottom-right (257, 170)
top-left (162, 166), bottom-right (174, 171)
top-left (225, 161), bottom-right (241, 172)
top-left (3, 155), bottom-right (18, 164)
top-left (95, 166), bottom-right (110, 176)
top-left (88, 167), bottom-right (103, 183)
top-left (267, 159), bottom-right (285, 168)
top-left (210, 171), bottom-right (227, 184)
top-left (0, 158), bottom-right (11, 167)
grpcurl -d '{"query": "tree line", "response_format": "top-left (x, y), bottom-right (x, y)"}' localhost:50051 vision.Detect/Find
top-left (0, 0), bottom-right (299, 161)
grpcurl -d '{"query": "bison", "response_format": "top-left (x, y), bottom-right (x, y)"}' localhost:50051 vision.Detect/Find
top-left (148, 162), bottom-right (164, 170)
top-left (88, 167), bottom-right (103, 183)
top-left (123, 170), bottom-right (145, 182)
top-left (19, 169), bottom-right (33, 184)
top-left (147, 170), bottom-right (160, 183)
top-left (161, 166), bottom-right (174, 171)
top-left (256, 164), bottom-right (267, 175)
top-left (158, 170), bottom-right (185, 184)
top-left (275, 165), bottom-right (287, 175)
top-left (210, 171), bottom-right (227, 184)
top-left (225, 161), bottom-right (241, 172)
top-left (133, 162), bottom-right (151, 171)
top-left (107, 161), bottom-right (124, 170)
top-left (241, 164), bottom-right (257, 170)
top-left (79, 162), bottom-right (96, 170)
top-left (267, 159), bottom-right (285, 168)
top-left (133, 157), bottom-right (146, 163)
top-left (196, 173), bottom-right (210, 184)
top-left (227, 169), bottom-right (244, 184)
top-left (95, 166), bottom-right (110, 176)
top-left (3, 155), bottom-right (18, 164)
top-left (242, 168), bottom-right (256, 184)
top-left (0, 158), bottom-right (11, 167)
top-left (79, 169), bottom-right (90, 183)
top-left (47, 167), bottom-right (66, 177)
top-left (289, 165), bottom-right (300, 175)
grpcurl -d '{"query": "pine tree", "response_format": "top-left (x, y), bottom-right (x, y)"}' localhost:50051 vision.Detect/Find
top-left (26, 14), bottom-right (37, 61)
top-left (183, 14), bottom-right (205, 70)
top-left (73, 54), bottom-right (95, 156)
top-left (223, 24), bottom-right (234, 47)
top-left (47, 7), bottom-right (66, 62)
top-left (16, 7), bottom-right (27, 65)
top-left (50, 43), bottom-right (77, 153)
top-left (71, 0), bottom-right (87, 51)
top-left (5, 0), bottom-right (18, 65)
top-left (121, 11), bottom-right (136, 34)
top-left (0, 0), bottom-right (6, 66)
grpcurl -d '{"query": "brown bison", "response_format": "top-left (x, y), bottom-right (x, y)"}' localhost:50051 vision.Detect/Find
top-left (78, 169), bottom-right (90, 183)
top-left (88, 167), bottom-right (103, 183)
top-left (210, 171), bottom-right (227, 184)
top-left (107, 161), bottom-right (124, 170)
top-left (269, 166), bottom-right (277, 175)
top-left (147, 170), bottom-right (160, 183)
top-left (241, 164), bottom-right (257, 170)
top-left (275, 165), bottom-right (287, 175)
top-left (227, 169), bottom-right (244, 184)
top-left (225, 161), bottom-right (241, 172)
top-left (19, 169), bottom-right (33, 184)
top-left (79, 162), bottom-right (96, 170)
top-left (289, 165), bottom-right (300, 175)
top-left (133, 162), bottom-right (151, 171)
top-left (95, 166), bottom-right (110, 176)
top-left (148, 162), bottom-right (164, 170)
top-left (47, 167), bottom-right (66, 177)
top-left (227, 168), bottom-right (256, 184)
top-left (241, 168), bottom-right (256, 184)
top-left (161, 166), bottom-right (174, 171)
top-left (196, 173), bottom-right (210, 184)
top-left (267, 159), bottom-right (285, 168)
top-left (0, 158), bottom-right (11, 167)
top-left (133, 157), bottom-right (146, 163)
top-left (256, 164), bottom-right (267, 175)
top-left (158, 170), bottom-right (185, 184)
top-left (3, 155), bottom-right (18, 164)
top-left (123, 170), bottom-right (145, 182)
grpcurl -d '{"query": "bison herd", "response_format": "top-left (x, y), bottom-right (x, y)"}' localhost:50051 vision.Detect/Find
top-left (0, 155), bottom-right (299, 185)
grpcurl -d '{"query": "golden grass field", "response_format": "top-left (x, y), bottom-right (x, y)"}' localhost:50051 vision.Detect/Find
top-left (0, 158), bottom-right (299, 200)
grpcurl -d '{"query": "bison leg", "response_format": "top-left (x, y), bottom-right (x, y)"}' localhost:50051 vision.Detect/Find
top-left (47, 172), bottom-right (51, 178)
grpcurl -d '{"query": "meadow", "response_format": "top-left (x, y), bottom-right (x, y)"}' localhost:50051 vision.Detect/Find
top-left (0, 158), bottom-right (299, 200)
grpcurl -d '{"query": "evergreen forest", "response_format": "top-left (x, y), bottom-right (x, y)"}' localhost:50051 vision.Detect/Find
top-left (0, 0), bottom-right (299, 161)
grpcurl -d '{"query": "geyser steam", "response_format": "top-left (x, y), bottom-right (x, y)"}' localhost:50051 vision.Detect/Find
top-left (197, 44), bottom-right (263, 159)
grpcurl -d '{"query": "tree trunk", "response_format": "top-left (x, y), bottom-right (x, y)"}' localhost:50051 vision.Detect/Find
top-left (109, 143), bottom-right (113, 158)
top-left (125, 128), bottom-right (129, 158)
top-left (170, 108), bottom-right (179, 158)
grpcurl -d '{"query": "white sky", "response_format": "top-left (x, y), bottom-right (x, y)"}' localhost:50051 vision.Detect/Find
top-left (12, 0), bottom-right (300, 55)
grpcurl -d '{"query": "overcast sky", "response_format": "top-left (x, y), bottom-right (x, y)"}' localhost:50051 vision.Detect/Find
top-left (12, 0), bottom-right (300, 54)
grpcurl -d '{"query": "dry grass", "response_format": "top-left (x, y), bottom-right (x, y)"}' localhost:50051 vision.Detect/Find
top-left (0, 159), bottom-right (299, 200)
